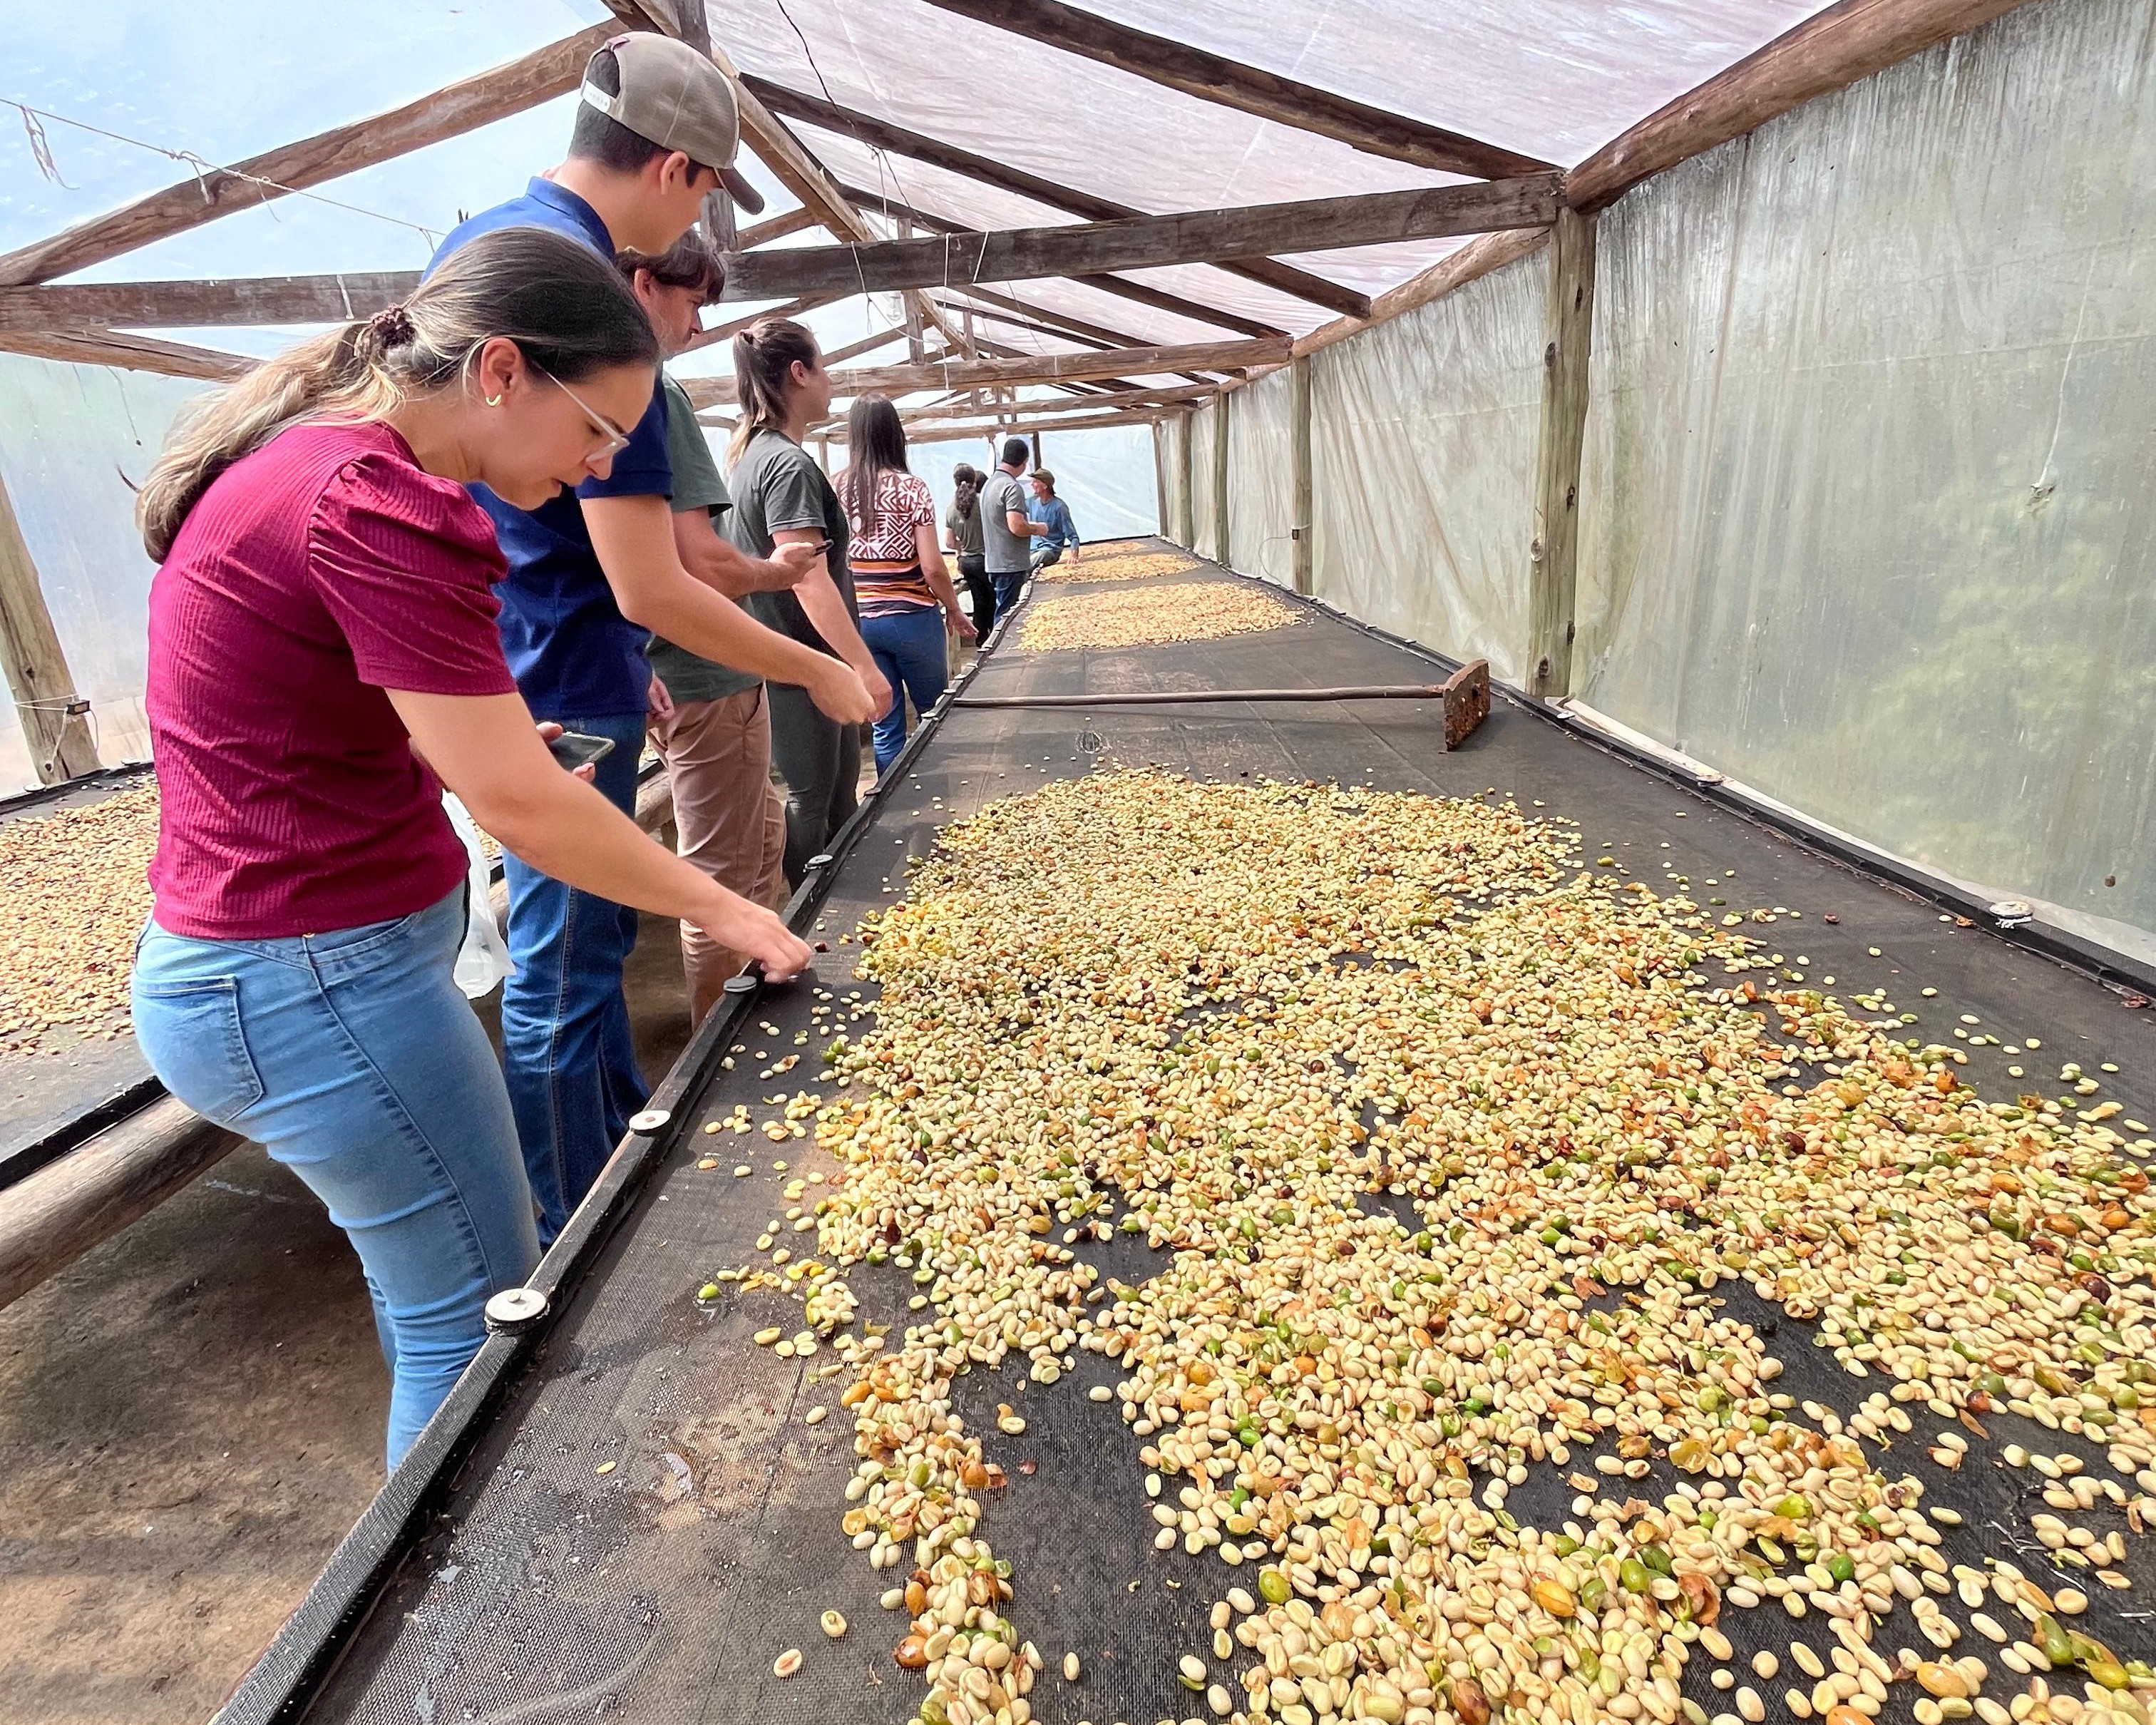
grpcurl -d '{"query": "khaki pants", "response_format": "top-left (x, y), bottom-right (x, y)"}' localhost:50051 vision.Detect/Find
top-left (647, 685), bottom-right (789, 1027)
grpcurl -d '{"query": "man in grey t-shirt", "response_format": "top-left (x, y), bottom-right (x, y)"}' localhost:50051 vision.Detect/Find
top-left (979, 438), bottom-right (1046, 621)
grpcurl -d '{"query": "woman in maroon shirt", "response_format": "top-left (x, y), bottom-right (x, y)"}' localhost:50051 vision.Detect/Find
top-left (130, 227), bottom-right (810, 1467)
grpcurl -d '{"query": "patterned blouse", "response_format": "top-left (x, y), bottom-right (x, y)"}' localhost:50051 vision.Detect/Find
top-left (843, 469), bottom-right (938, 619)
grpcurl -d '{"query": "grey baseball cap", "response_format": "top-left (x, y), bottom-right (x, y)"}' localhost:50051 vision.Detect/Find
top-left (582, 33), bottom-right (766, 215)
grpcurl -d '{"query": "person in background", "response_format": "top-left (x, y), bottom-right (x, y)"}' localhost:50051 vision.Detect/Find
top-left (616, 235), bottom-right (846, 1027)
top-left (840, 396), bottom-right (976, 777)
top-left (977, 436), bottom-right (1046, 623)
top-left (1026, 469), bottom-right (1082, 571)
top-left (426, 34), bottom-right (877, 1242)
top-left (726, 319), bottom-right (891, 884)
top-left (944, 462), bottom-right (995, 636)
top-left (129, 231), bottom-right (811, 1469)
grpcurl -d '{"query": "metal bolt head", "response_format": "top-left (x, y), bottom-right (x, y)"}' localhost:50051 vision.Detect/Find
top-left (483, 1286), bottom-right (549, 1332)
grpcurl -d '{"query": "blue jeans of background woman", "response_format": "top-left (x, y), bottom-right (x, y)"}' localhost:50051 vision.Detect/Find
top-left (131, 886), bottom-right (541, 1470)
top-left (861, 605), bottom-right (950, 777)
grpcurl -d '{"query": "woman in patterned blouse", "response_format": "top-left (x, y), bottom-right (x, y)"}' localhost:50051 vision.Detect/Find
top-left (837, 395), bottom-right (977, 775)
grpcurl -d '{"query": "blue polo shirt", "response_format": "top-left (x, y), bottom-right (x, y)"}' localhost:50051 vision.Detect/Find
top-left (424, 178), bottom-right (669, 718)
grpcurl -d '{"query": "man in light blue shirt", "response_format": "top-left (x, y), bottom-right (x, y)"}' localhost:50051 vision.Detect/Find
top-left (1026, 470), bottom-right (1082, 571)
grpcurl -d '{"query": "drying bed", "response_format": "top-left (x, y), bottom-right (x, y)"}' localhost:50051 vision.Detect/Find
top-left (228, 547), bottom-right (2155, 1725)
top-left (0, 765), bottom-right (159, 1180)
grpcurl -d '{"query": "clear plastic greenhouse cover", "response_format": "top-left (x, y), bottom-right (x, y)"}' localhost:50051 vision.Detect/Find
top-left (0, 0), bottom-right (1836, 794)
top-left (1163, 0), bottom-right (2156, 961)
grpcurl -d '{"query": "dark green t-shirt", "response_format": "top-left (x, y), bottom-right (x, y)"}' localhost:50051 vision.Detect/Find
top-left (727, 430), bottom-right (858, 683)
top-left (647, 375), bottom-right (759, 705)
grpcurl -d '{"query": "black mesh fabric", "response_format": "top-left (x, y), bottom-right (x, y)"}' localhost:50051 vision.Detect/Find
top-left (304, 548), bottom-right (2154, 1724)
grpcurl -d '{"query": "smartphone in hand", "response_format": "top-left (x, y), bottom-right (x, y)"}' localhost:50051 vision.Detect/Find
top-left (548, 730), bottom-right (617, 772)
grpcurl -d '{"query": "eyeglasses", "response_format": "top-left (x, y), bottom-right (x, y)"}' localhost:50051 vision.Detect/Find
top-left (528, 357), bottom-right (633, 460)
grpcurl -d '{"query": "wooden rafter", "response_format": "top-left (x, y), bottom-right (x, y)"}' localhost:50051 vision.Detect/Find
top-left (732, 204), bottom-right (821, 248)
top-left (719, 179), bottom-right (1554, 302)
top-left (915, 0), bottom-right (1552, 181)
top-left (681, 335), bottom-right (1288, 410)
top-left (0, 326), bottom-right (250, 382)
top-left (0, 210), bottom-right (858, 340)
top-left (940, 285), bottom-right (1148, 352)
top-left (899, 384), bottom-right (1210, 424)
top-left (833, 182), bottom-right (1285, 339)
top-left (0, 24), bottom-right (619, 289)
top-left (0, 272), bottom-right (418, 334)
top-left (743, 77), bottom-right (1375, 320)
top-left (818, 324), bottom-right (909, 365)
top-left (683, 293), bottom-right (838, 352)
top-left (880, 406), bottom-right (1171, 445)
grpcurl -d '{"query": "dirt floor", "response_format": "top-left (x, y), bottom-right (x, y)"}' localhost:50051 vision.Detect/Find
top-left (0, 913), bottom-right (694, 1725)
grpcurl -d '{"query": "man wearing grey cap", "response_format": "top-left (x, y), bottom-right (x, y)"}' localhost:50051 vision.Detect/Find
top-left (427, 34), bottom-right (879, 1243)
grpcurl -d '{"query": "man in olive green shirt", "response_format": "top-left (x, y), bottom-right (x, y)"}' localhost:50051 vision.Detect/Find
top-left (622, 237), bottom-right (819, 1023)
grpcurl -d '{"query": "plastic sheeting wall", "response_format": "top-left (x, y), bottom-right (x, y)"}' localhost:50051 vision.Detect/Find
top-left (1575, 0), bottom-right (2156, 954)
top-left (1031, 422), bottom-right (1160, 543)
top-left (0, 356), bottom-right (206, 794)
top-left (1159, 416), bottom-right (1191, 549)
top-left (1191, 402), bottom-right (1221, 563)
top-left (1304, 250), bottom-right (1544, 685)
top-left (1226, 367), bottom-right (1295, 588)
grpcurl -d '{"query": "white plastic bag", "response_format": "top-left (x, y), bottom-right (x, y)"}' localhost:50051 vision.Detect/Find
top-left (443, 794), bottom-right (513, 999)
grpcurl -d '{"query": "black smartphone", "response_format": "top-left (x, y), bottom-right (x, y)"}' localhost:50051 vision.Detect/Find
top-left (548, 730), bottom-right (617, 771)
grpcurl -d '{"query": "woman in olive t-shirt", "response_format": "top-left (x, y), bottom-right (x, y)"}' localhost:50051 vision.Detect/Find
top-left (724, 318), bottom-right (885, 885)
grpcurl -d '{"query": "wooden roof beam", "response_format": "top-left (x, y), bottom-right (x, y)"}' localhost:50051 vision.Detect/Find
top-left (719, 180), bottom-right (1556, 302)
top-left (743, 77), bottom-right (1377, 320)
top-left (899, 384), bottom-right (1210, 424)
top-left (0, 325), bottom-right (251, 382)
top-left (915, 0), bottom-right (1551, 181)
top-left (0, 24), bottom-right (620, 288)
top-left (834, 182), bottom-right (1285, 339)
top-left (871, 406), bottom-right (1173, 445)
top-left (682, 334), bottom-right (1288, 409)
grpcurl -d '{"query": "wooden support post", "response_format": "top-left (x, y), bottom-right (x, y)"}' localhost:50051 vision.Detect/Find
top-left (1527, 206), bottom-right (1596, 700)
top-left (1211, 391), bottom-right (1231, 565)
top-left (1289, 353), bottom-right (1314, 596)
top-left (0, 469), bottom-right (101, 783)
top-left (901, 219), bottom-right (925, 363)
top-left (1030, 431), bottom-right (1043, 469)
top-left (1178, 409), bottom-right (1196, 548)
top-left (1153, 424), bottom-right (1171, 538)
top-left (816, 435), bottom-right (831, 474)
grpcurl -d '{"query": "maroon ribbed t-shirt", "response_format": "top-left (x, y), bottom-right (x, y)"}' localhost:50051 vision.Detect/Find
top-left (146, 420), bottom-right (518, 940)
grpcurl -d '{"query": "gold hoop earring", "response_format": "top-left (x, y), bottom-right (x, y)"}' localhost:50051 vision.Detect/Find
top-left (485, 393), bottom-right (504, 407)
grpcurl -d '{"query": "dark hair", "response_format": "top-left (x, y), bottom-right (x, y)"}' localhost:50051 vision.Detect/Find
top-left (729, 317), bottom-right (821, 462)
top-left (138, 227), bottom-right (657, 562)
top-left (999, 436), bottom-right (1029, 469)
top-left (568, 46), bottom-right (712, 178)
top-left (617, 230), bottom-right (727, 302)
top-left (951, 462), bottom-right (980, 520)
top-left (838, 395), bottom-right (910, 535)
top-left (1031, 469), bottom-right (1057, 497)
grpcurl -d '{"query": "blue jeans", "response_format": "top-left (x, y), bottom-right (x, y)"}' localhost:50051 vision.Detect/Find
top-left (990, 570), bottom-right (1026, 622)
top-left (131, 887), bottom-right (540, 1470)
top-left (500, 711), bottom-right (650, 1244)
top-left (862, 606), bottom-right (950, 776)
